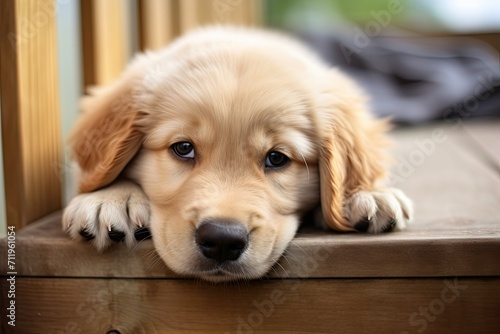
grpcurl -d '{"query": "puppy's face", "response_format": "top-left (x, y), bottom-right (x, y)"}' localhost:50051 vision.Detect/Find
top-left (130, 50), bottom-right (320, 281)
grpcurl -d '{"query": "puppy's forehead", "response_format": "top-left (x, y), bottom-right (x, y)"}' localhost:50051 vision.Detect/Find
top-left (144, 49), bottom-right (316, 146)
top-left (172, 52), bottom-right (311, 119)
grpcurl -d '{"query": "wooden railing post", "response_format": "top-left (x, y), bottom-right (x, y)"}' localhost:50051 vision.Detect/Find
top-left (0, 0), bottom-right (62, 229)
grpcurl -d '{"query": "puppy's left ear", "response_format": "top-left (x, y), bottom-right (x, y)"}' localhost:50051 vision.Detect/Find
top-left (316, 69), bottom-right (390, 231)
top-left (69, 62), bottom-right (148, 193)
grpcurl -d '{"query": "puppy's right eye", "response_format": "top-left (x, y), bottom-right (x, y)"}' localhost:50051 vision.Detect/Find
top-left (171, 142), bottom-right (195, 159)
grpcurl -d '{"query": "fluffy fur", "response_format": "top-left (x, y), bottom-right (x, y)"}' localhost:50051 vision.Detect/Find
top-left (63, 27), bottom-right (412, 282)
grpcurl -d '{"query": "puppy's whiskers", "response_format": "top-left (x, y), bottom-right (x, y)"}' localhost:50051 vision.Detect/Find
top-left (143, 250), bottom-right (163, 272)
top-left (289, 239), bottom-right (309, 257)
top-left (273, 260), bottom-right (289, 277)
top-left (130, 236), bottom-right (151, 253)
top-left (280, 251), bottom-right (295, 267)
top-left (144, 239), bottom-right (177, 273)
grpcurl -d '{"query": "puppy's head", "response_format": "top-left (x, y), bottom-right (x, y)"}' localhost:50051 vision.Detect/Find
top-left (70, 34), bottom-right (386, 281)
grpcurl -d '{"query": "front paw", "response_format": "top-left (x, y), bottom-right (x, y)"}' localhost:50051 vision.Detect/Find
top-left (62, 181), bottom-right (151, 251)
top-left (344, 188), bottom-right (413, 233)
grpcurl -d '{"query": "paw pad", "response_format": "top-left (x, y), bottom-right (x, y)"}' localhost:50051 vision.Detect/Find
top-left (134, 227), bottom-right (152, 241)
top-left (354, 218), bottom-right (370, 232)
top-left (381, 219), bottom-right (397, 233)
top-left (108, 229), bottom-right (126, 242)
top-left (79, 228), bottom-right (95, 240)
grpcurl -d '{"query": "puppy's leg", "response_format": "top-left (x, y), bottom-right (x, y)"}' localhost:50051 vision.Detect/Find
top-left (62, 180), bottom-right (150, 251)
top-left (344, 188), bottom-right (413, 233)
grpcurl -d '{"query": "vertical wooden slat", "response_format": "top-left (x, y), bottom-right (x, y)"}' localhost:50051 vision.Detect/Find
top-left (247, 0), bottom-right (264, 26)
top-left (123, 0), bottom-right (140, 57)
top-left (178, 0), bottom-right (199, 34)
top-left (139, 0), bottom-right (179, 51)
top-left (0, 0), bottom-right (62, 229)
top-left (80, 0), bottom-right (95, 88)
top-left (80, 0), bottom-right (133, 86)
top-left (93, 0), bottom-right (129, 85)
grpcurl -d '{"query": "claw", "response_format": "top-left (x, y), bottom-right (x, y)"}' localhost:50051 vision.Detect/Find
top-left (134, 227), bottom-right (151, 241)
top-left (354, 217), bottom-right (370, 232)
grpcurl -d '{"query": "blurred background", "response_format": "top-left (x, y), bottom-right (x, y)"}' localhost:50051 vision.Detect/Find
top-left (1, 0), bottom-right (499, 234)
top-left (266, 0), bottom-right (500, 35)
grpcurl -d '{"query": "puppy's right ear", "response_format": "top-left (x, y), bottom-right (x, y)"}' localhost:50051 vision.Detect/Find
top-left (69, 68), bottom-right (146, 193)
top-left (317, 69), bottom-right (390, 232)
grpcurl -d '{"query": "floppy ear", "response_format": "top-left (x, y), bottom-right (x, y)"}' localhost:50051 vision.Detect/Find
top-left (317, 69), bottom-right (390, 231)
top-left (69, 68), bottom-right (146, 193)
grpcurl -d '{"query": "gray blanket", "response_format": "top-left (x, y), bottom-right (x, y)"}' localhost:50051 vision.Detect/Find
top-left (300, 32), bottom-right (500, 124)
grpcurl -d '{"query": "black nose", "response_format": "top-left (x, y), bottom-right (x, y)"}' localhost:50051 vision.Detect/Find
top-left (195, 220), bottom-right (248, 263)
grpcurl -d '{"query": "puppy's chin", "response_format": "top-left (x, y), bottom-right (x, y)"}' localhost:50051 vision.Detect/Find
top-left (197, 268), bottom-right (264, 283)
top-left (195, 246), bottom-right (289, 282)
top-left (153, 240), bottom-right (287, 282)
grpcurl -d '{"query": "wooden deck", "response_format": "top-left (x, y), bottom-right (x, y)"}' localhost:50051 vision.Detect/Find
top-left (1, 120), bottom-right (499, 334)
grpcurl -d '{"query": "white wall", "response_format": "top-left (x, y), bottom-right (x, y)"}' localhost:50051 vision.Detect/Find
top-left (57, 0), bottom-right (83, 205)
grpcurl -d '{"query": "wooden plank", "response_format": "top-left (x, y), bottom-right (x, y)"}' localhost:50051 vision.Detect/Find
top-left (1, 210), bottom-right (499, 279)
top-left (390, 123), bottom-right (500, 226)
top-left (1, 277), bottom-right (498, 334)
top-left (93, 0), bottom-right (130, 85)
top-left (80, 0), bottom-right (133, 86)
top-left (80, 0), bottom-right (96, 88)
top-left (178, 0), bottom-right (199, 34)
top-left (0, 0), bottom-right (62, 229)
top-left (139, 0), bottom-right (179, 51)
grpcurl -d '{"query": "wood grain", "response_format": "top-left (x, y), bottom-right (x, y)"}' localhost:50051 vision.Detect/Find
top-left (1, 210), bottom-right (499, 280)
top-left (139, 0), bottom-right (179, 51)
top-left (390, 123), bottom-right (500, 226)
top-left (83, 0), bottom-right (262, 84)
top-left (0, 0), bottom-right (62, 229)
top-left (1, 277), bottom-right (499, 334)
top-left (80, 0), bottom-right (134, 86)
top-left (93, 0), bottom-right (131, 85)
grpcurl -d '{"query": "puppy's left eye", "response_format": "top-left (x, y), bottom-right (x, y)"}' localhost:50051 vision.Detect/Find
top-left (265, 151), bottom-right (289, 169)
top-left (171, 142), bottom-right (195, 159)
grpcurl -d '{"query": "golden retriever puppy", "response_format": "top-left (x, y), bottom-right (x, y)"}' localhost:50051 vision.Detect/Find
top-left (63, 27), bottom-right (412, 282)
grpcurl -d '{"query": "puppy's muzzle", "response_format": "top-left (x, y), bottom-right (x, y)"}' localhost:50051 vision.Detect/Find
top-left (195, 220), bottom-right (248, 263)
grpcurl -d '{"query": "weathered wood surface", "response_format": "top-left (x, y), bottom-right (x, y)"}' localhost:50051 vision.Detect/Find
top-left (2, 207), bottom-right (499, 279)
top-left (0, 121), bottom-right (499, 333)
top-left (1, 277), bottom-right (499, 334)
top-left (0, 0), bottom-right (62, 229)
